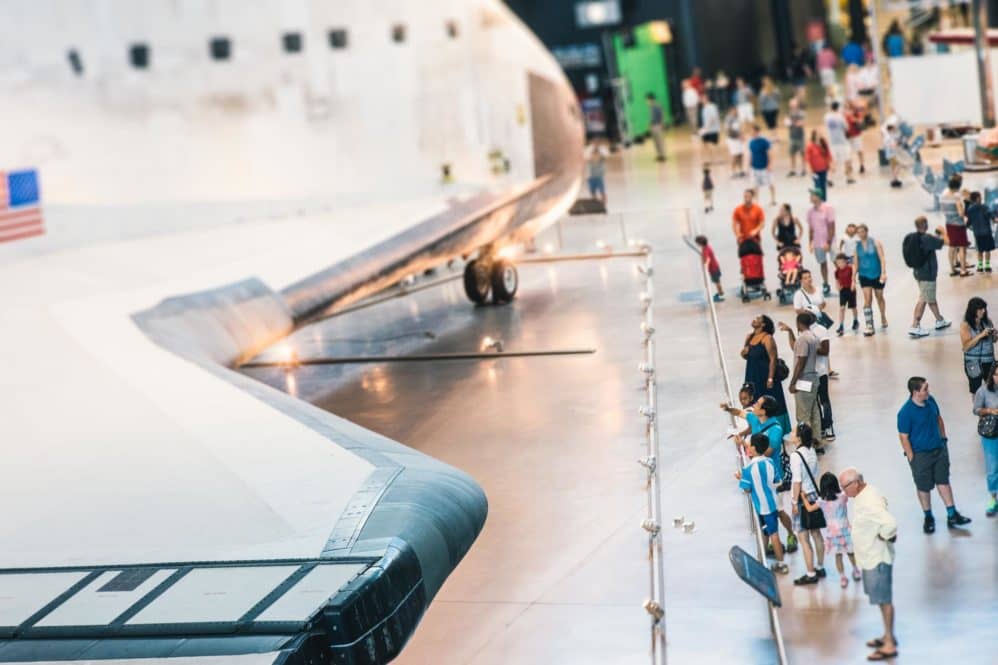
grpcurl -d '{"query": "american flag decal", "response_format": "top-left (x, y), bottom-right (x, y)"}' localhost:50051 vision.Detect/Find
top-left (0, 169), bottom-right (44, 244)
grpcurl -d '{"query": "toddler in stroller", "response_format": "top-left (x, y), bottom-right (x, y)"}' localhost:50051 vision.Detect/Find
top-left (777, 245), bottom-right (803, 305)
top-left (738, 237), bottom-right (771, 302)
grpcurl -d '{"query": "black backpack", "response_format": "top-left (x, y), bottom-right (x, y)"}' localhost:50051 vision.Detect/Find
top-left (902, 232), bottom-right (927, 269)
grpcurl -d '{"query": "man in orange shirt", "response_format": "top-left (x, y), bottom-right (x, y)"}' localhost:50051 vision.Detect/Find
top-left (732, 188), bottom-right (766, 244)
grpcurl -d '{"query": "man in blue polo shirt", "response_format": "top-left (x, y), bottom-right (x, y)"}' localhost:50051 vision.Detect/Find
top-left (748, 124), bottom-right (776, 207)
top-left (897, 376), bottom-right (972, 533)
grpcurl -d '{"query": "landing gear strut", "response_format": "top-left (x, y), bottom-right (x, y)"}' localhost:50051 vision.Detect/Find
top-left (463, 256), bottom-right (519, 305)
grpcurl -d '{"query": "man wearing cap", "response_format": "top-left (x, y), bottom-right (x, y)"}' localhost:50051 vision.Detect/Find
top-left (806, 188), bottom-right (836, 295)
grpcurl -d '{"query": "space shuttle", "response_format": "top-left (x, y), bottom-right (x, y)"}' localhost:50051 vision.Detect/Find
top-left (0, 1), bottom-right (583, 663)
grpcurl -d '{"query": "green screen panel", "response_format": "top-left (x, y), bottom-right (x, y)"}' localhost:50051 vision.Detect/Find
top-left (612, 23), bottom-right (671, 138)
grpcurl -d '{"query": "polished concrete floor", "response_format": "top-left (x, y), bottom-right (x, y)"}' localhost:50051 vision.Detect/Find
top-left (243, 116), bottom-right (998, 663)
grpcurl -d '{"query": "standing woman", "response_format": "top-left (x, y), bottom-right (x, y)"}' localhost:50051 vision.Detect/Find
top-left (772, 204), bottom-right (804, 250)
top-left (941, 174), bottom-right (970, 276)
top-left (758, 77), bottom-right (781, 135)
top-left (725, 107), bottom-right (746, 178)
top-left (805, 130), bottom-right (833, 200)
top-left (741, 314), bottom-right (792, 434)
top-left (855, 223), bottom-right (888, 335)
top-left (791, 422), bottom-right (827, 585)
top-left (971, 363), bottom-right (998, 516)
top-left (961, 297), bottom-right (996, 395)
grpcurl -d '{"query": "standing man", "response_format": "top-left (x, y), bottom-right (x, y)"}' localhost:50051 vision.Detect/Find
top-left (748, 125), bottom-right (776, 207)
top-left (732, 188), bottom-right (765, 245)
top-left (682, 80), bottom-right (700, 134)
top-left (646, 93), bottom-right (666, 162)
top-left (839, 468), bottom-right (899, 661)
top-left (699, 94), bottom-right (721, 164)
top-left (786, 312), bottom-right (825, 452)
top-left (786, 98), bottom-right (806, 177)
top-left (904, 216), bottom-right (951, 338)
top-left (780, 309), bottom-right (834, 446)
top-left (897, 376), bottom-right (972, 533)
top-left (806, 189), bottom-right (836, 295)
top-left (825, 101), bottom-right (856, 185)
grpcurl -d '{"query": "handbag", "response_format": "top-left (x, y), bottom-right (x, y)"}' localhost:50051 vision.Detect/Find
top-left (966, 359), bottom-right (982, 379)
top-left (978, 414), bottom-right (998, 438)
top-left (795, 450), bottom-right (827, 530)
top-left (774, 358), bottom-right (790, 382)
top-left (801, 290), bottom-right (833, 328)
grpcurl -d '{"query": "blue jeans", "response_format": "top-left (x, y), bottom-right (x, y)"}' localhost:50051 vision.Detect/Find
top-left (982, 437), bottom-right (998, 494)
top-left (812, 171), bottom-right (828, 200)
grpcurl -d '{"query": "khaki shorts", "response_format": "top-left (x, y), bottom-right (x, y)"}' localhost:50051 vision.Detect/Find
top-left (917, 279), bottom-right (937, 304)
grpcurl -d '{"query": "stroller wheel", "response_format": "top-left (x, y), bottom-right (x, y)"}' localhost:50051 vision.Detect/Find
top-left (763, 293), bottom-right (772, 301)
top-left (742, 296), bottom-right (750, 303)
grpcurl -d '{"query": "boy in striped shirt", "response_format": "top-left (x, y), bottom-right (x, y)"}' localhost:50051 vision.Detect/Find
top-left (736, 434), bottom-right (790, 573)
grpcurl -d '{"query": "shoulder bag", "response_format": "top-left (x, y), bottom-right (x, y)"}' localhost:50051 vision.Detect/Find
top-left (801, 290), bottom-right (834, 328)
top-left (795, 450), bottom-right (827, 530)
top-left (979, 412), bottom-right (998, 438)
top-left (758, 420), bottom-right (792, 492)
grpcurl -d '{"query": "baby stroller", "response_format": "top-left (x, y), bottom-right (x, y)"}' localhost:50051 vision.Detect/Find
top-left (738, 237), bottom-right (771, 303)
top-left (776, 245), bottom-right (803, 305)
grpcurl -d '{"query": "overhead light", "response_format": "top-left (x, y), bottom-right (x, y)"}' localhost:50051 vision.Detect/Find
top-left (481, 336), bottom-right (504, 352)
top-left (497, 245), bottom-right (519, 260)
top-left (648, 21), bottom-right (672, 44)
top-left (276, 344), bottom-right (300, 369)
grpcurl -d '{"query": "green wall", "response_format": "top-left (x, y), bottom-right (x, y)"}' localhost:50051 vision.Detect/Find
top-left (612, 23), bottom-right (672, 138)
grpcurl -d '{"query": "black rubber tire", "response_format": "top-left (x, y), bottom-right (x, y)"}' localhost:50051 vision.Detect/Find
top-left (490, 259), bottom-right (519, 304)
top-left (463, 259), bottom-right (491, 304)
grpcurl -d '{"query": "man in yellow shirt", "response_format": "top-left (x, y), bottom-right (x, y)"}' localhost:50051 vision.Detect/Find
top-left (840, 467), bottom-right (899, 661)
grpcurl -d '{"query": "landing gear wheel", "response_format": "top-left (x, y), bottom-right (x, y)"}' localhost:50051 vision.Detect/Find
top-left (463, 259), bottom-right (491, 304)
top-left (490, 259), bottom-right (519, 304)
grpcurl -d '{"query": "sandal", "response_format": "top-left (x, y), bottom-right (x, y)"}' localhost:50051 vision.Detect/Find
top-left (866, 638), bottom-right (901, 648)
top-left (868, 649), bottom-right (899, 661)
top-left (961, 271), bottom-right (971, 277)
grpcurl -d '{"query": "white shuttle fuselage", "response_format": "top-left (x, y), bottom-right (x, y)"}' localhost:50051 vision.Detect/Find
top-left (0, 1), bottom-right (582, 663)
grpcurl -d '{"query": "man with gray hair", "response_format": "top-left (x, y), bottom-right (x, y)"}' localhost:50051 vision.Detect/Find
top-left (839, 467), bottom-right (899, 661)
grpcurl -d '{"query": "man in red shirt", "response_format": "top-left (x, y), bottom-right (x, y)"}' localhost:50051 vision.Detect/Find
top-left (695, 235), bottom-right (724, 302)
top-left (732, 189), bottom-right (766, 245)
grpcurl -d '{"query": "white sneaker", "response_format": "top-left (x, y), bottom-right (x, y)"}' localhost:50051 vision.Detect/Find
top-left (908, 326), bottom-right (930, 338)
top-left (935, 318), bottom-right (952, 330)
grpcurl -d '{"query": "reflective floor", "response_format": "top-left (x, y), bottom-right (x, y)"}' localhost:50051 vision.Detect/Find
top-left (244, 116), bottom-right (998, 663)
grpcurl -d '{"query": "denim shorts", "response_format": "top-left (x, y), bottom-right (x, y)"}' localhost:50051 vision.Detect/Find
top-left (862, 562), bottom-right (893, 605)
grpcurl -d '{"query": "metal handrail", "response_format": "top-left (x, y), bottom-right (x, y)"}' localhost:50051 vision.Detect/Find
top-left (635, 242), bottom-right (667, 665)
top-left (682, 211), bottom-right (789, 665)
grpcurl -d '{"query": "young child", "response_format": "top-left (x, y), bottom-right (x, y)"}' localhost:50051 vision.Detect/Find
top-left (702, 167), bottom-right (714, 213)
top-left (695, 235), bottom-right (724, 302)
top-left (965, 191), bottom-right (995, 272)
top-left (735, 434), bottom-right (789, 574)
top-left (839, 223), bottom-right (859, 264)
top-left (584, 138), bottom-right (609, 206)
top-left (801, 472), bottom-right (861, 588)
top-left (833, 253), bottom-right (859, 335)
top-left (779, 246), bottom-right (802, 284)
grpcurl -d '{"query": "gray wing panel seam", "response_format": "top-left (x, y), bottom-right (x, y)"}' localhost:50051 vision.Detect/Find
top-left (321, 466), bottom-right (403, 556)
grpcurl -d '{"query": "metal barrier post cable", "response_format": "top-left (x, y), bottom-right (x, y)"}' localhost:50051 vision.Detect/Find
top-left (682, 210), bottom-right (789, 665)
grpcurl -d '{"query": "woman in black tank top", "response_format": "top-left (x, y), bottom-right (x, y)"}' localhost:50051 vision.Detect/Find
top-left (772, 204), bottom-right (803, 249)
